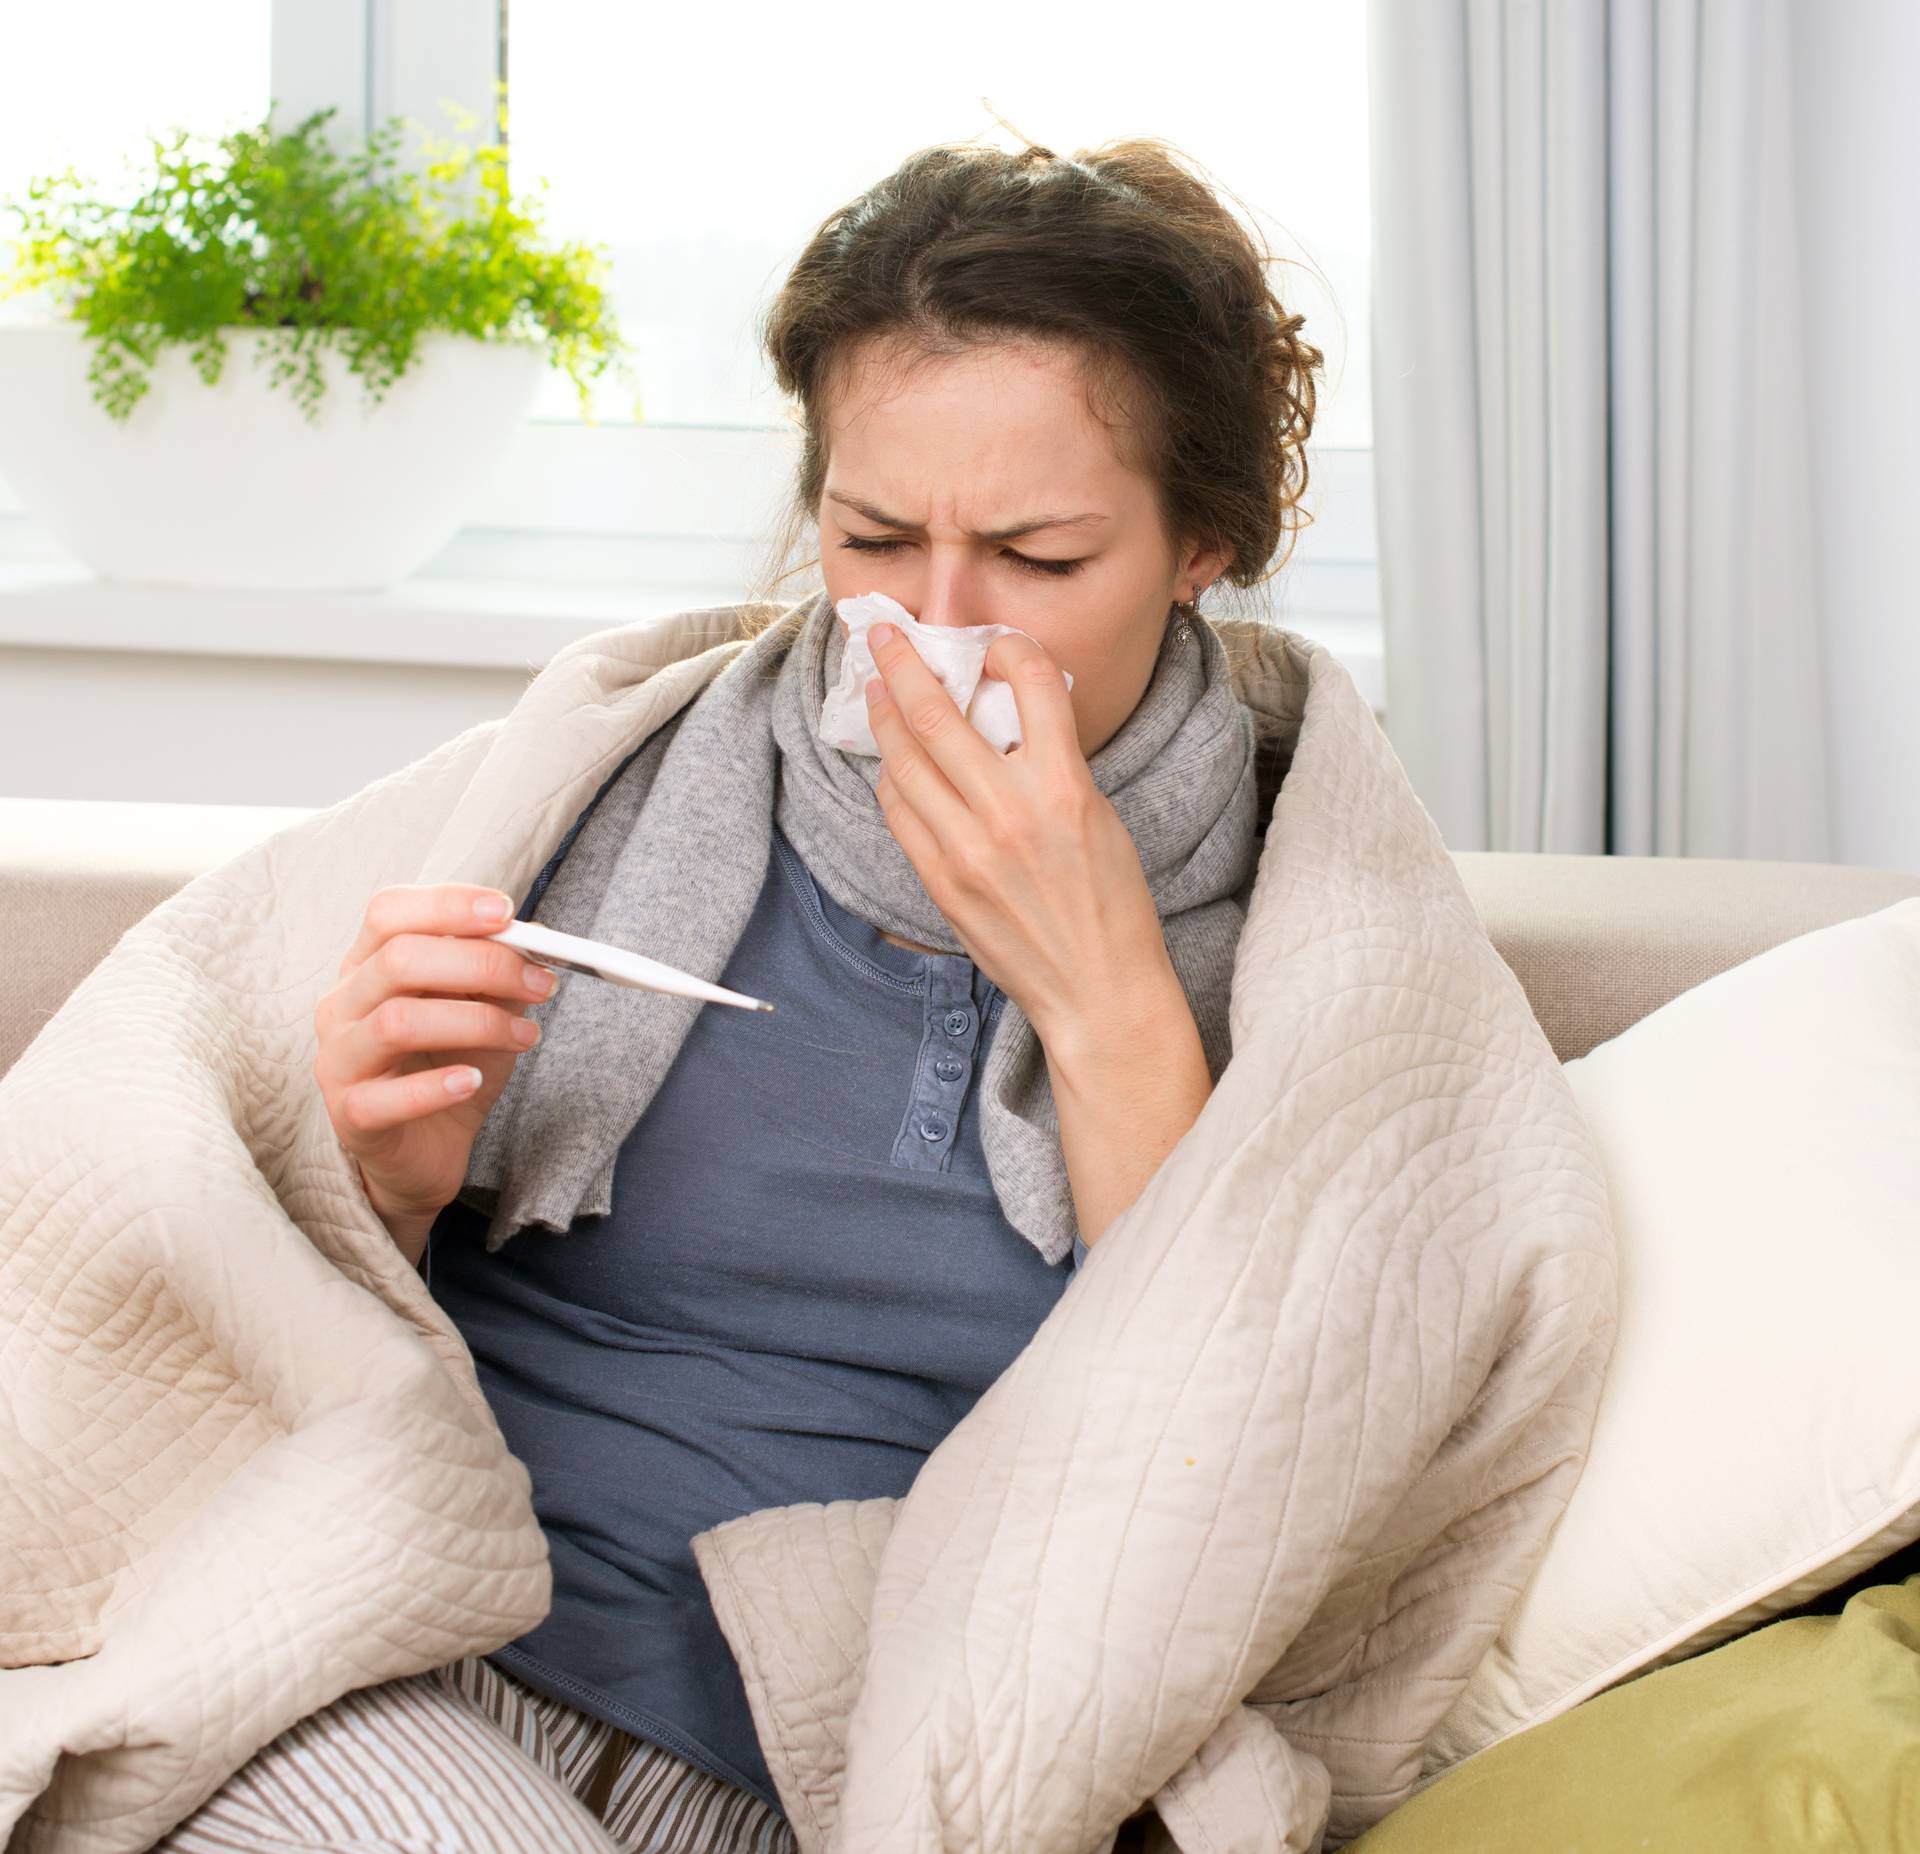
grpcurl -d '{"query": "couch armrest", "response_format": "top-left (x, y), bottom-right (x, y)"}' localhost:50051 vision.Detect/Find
top-left (1453, 849), bottom-right (1920, 1060)
top-left (2, 797), bottom-right (316, 1082)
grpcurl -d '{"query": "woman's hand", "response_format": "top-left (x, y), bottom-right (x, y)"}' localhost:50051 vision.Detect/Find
top-left (861, 618), bottom-right (1180, 1047)
top-left (313, 883), bottom-right (556, 1265)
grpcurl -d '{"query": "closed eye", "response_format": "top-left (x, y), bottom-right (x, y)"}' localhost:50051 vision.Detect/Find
top-left (838, 535), bottom-right (1083, 578)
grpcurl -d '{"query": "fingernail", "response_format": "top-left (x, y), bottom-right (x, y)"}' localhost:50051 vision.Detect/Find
top-left (474, 893), bottom-right (511, 920)
top-left (870, 621), bottom-right (895, 646)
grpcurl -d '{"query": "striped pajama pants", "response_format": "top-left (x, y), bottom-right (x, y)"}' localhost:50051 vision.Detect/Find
top-left (151, 1652), bottom-right (800, 1854)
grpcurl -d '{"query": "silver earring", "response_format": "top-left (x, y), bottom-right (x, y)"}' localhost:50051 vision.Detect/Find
top-left (1173, 582), bottom-right (1206, 644)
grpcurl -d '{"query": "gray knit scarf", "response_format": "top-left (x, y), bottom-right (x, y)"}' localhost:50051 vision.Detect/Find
top-left (458, 584), bottom-right (1259, 1268)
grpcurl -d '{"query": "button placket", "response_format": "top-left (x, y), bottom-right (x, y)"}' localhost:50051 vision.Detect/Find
top-left (890, 954), bottom-right (985, 1172)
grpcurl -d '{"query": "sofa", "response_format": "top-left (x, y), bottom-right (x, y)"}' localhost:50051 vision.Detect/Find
top-left (6, 793), bottom-right (1920, 1851)
top-left (8, 794), bottom-right (1919, 1083)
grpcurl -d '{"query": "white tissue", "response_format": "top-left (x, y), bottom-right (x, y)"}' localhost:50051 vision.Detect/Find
top-left (820, 591), bottom-right (1072, 757)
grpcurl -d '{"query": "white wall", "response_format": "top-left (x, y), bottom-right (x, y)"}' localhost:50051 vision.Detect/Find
top-left (1790, 0), bottom-right (1920, 874)
top-left (0, 644), bottom-right (526, 807)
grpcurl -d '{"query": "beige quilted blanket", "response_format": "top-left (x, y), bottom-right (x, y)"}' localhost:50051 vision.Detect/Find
top-left (0, 602), bottom-right (1617, 1854)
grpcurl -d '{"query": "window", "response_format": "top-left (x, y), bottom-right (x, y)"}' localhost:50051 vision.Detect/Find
top-left (0, 3), bottom-right (270, 228)
top-left (0, 2), bottom-right (268, 524)
top-left (0, 0), bottom-right (1379, 696)
top-left (483, 0), bottom-right (1376, 657)
top-left (502, 2), bottom-right (1372, 449)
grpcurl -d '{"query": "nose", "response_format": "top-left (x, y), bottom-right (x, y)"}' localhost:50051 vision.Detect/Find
top-left (911, 567), bottom-right (980, 631)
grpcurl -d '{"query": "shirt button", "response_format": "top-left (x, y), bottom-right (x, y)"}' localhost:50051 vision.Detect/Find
top-left (942, 1008), bottom-right (971, 1037)
top-left (918, 1117), bottom-right (949, 1142)
top-left (933, 1057), bottom-right (964, 1082)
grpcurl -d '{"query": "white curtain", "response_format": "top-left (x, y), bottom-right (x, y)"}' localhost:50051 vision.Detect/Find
top-left (1367, 0), bottom-right (1831, 858)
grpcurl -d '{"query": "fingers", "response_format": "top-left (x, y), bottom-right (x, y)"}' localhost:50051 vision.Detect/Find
top-left (865, 622), bottom-right (1004, 815)
top-left (318, 885), bottom-right (550, 1220)
top-left (331, 923), bottom-right (555, 1025)
top-left (980, 632), bottom-right (1078, 765)
top-left (318, 889), bottom-right (560, 1098)
top-left (336, 883), bottom-right (518, 979)
top-left (330, 1058), bottom-right (499, 1141)
top-left (318, 989), bottom-right (545, 1095)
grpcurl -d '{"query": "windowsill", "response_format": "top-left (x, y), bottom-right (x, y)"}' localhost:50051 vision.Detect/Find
top-left (0, 519), bottom-right (739, 674)
top-left (0, 512), bottom-right (1385, 709)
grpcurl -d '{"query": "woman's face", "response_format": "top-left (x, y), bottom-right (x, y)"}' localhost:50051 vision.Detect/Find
top-left (817, 337), bottom-right (1232, 760)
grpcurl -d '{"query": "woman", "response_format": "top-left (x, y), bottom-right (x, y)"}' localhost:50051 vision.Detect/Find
top-left (159, 133), bottom-right (1320, 1854)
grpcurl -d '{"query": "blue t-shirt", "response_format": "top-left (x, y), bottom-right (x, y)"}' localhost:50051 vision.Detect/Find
top-left (424, 820), bottom-right (1088, 1814)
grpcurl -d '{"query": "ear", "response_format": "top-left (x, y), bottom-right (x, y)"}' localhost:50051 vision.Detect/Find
top-left (1180, 542), bottom-right (1236, 594)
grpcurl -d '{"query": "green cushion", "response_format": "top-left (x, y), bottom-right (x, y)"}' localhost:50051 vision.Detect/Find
top-left (1347, 1563), bottom-right (1920, 1853)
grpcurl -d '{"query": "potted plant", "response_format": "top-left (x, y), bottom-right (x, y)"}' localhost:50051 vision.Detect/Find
top-left (0, 101), bottom-right (634, 592)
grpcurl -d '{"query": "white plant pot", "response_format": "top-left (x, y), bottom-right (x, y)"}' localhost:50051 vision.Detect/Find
top-left (0, 321), bottom-right (546, 592)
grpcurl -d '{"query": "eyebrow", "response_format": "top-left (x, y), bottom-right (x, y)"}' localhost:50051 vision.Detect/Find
top-left (826, 492), bottom-right (1108, 544)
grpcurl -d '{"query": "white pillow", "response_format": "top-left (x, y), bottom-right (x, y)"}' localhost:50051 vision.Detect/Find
top-left (1418, 894), bottom-right (1920, 1783)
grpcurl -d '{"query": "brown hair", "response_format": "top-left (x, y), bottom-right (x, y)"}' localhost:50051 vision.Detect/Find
top-left (741, 130), bottom-right (1325, 658)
